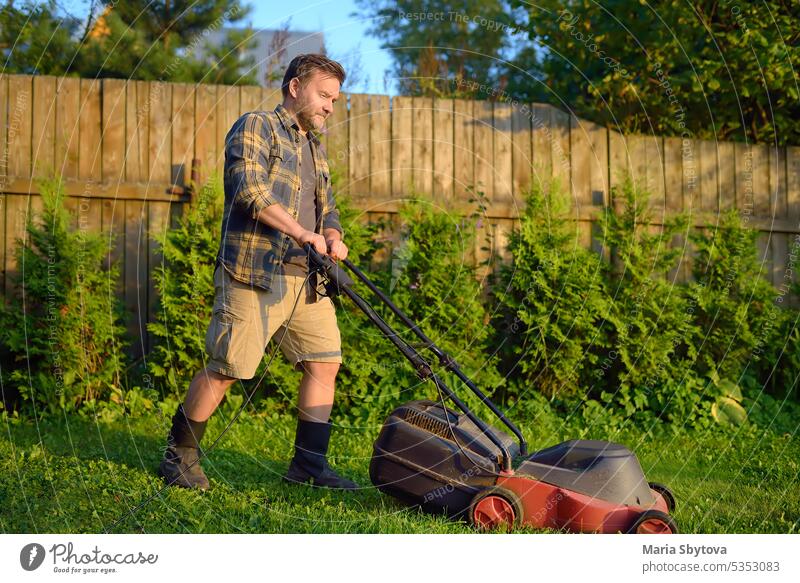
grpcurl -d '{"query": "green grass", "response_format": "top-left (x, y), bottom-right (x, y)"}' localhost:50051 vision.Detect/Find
top-left (1, 401), bottom-right (798, 534)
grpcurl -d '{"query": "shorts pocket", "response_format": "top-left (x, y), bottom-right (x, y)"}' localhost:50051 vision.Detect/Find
top-left (205, 313), bottom-right (234, 363)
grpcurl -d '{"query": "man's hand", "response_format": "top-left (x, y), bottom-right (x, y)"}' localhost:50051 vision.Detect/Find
top-left (295, 229), bottom-right (327, 255)
top-left (326, 238), bottom-right (349, 261)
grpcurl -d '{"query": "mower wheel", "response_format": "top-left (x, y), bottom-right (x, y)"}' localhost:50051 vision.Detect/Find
top-left (628, 510), bottom-right (678, 534)
top-left (469, 487), bottom-right (523, 532)
top-left (648, 482), bottom-right (676, 512)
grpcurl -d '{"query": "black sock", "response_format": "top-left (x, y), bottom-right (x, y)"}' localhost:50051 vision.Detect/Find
top-left (168, 404), bottom-right (207, 449)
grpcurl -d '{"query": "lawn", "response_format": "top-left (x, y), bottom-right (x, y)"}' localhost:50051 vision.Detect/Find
top-left (1, 399), bottom-right (798, 534)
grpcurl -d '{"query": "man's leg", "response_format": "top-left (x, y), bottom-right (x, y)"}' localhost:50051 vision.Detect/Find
top-left (284, 360), bottom-right (357, 490)
top-left (159, 265), bottom-right (267, 490)
top-left (296, 361), bottom-right (339, 422)
top-left (159, 368), bottom-right (238, 491)
top-left (184, 367), bottom-right (239, 422)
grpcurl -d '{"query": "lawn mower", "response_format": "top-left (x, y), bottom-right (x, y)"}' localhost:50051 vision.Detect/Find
top-left (306, 246), bottom-right (677, 534)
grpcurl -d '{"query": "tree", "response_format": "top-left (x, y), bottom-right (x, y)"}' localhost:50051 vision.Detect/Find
top-left (511, 0), bottom-right (800, 145)
top-left (355, 0), bottom-right (535, 97)
top-left (0, 0), bottom-right (259, 85)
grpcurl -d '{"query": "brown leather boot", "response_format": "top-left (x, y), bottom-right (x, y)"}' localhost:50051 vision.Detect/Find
top-left (158, 404), bottom-right (210, 491)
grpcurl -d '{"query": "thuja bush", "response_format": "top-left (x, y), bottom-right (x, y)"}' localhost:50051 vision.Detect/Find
top-left (333, 198), bottom-right (505, 423)
top-left (495, 176), bottom-right (799, 428)
top-left (147, 175), bottom-right (224, 396)
top-left (491, 180), bottom-right (611, 400)
top-left (598, 178), bottom-right (701, 423)
top-left (0, 179), bottom-right (127, 414)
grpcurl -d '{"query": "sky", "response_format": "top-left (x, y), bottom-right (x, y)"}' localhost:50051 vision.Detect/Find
top-left (250, 0), bottom-right (396, 94)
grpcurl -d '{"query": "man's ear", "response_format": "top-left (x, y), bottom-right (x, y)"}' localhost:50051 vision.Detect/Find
top-left (288, 77), bottom-right (300, 99)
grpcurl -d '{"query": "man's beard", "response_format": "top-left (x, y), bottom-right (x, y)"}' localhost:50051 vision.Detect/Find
top-left (296, 106), bottom-right (322, 132)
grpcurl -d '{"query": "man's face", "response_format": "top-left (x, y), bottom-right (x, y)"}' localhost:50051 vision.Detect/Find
top-left (290, 70), bottom-right (341, 133)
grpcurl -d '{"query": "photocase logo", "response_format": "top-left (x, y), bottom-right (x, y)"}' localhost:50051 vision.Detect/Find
top-left (20, 543), bottom-right (46, 571)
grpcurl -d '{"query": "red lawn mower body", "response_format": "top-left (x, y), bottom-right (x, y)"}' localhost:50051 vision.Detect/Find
top-left (369, 400), bottom-right (677, 533)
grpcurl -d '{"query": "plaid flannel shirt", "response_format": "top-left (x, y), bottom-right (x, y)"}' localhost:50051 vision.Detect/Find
top-left (218, 104), bottom-right (343, 292)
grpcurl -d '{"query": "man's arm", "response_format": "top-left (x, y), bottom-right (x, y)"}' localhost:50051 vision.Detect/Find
top-left (256, 205), bottom-right (327, 254)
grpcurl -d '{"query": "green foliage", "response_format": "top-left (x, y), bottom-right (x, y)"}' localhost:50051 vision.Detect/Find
top-left (146, 176), bottom-right (224, 396)
top-left (356, 0), bottom-right (530, 98)
top-left (495, 175), bottom-right (799, 428)
top-left (1, 0), bottom-right (258, 84)
top-left (0, 179), bottom-right (127, 414)
top-left (510, 0), bottom-right (800, 146)
top-left (598, 177), bottom-right (699, 423)
top-left (492, 179), bottom-right (610, 399)
top-left (333, 197), bottom-right (504, 423)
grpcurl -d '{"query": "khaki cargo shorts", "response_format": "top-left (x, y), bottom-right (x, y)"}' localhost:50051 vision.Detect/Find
top-left (204, 265), bottom-right (342, 379)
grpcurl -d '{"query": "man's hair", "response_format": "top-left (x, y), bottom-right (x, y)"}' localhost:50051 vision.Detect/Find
top-left (281, 54), bottom-right (346, 98)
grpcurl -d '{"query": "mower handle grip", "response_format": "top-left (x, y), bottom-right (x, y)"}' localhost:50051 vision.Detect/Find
top-left (302, 243), bottom-right (353, 293)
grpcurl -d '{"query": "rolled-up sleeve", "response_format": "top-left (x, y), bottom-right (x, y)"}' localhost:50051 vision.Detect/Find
top-left (224, 113), bottom-right (279, 220)
top-left (322, 182), bottom-right (343, 236)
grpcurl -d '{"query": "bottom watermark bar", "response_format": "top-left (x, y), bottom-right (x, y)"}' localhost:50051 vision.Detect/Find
top-left (1, 534), bottom-right (796, 582)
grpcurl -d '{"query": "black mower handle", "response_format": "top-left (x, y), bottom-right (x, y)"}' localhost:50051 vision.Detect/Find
top-left (303, 243), bottom-right (353, 293)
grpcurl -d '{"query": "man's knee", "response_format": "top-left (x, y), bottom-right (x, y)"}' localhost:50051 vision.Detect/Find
top-left (300, 361), bottom-right (340, 380)
top-left (199, 367), bottom-right (239, 388)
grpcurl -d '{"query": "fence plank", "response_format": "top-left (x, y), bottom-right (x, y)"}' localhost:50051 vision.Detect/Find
top-left (531, 103), bottom-right (552, 181)
top-left (570, 114), bottom-right (593, 209)
top-left (240, 85), bottom-right (262, 115)
top-left (171, 83), bottom-right (195, 187)
top-left (7, 75), bottom-right (32, 178)
top-left (646, 135), bottom-right (665, 212)
top-left (608, 130), bottom-right (630, 206)
top-left (718, 141), bottom-right (735, 212)
top-left (348, 93), bottom-right (370, 197)
top-left (432, 97), bottom-right (454, 201)
top-left (148, 82), bottom-right (172, 183)
top-left (370, 94), bottom-right (391, 200)
top-left (453, 99), bottom-right (474, 199)
top-left (511, 103), bottom-right (532, 199)
top-left (4, 194), bottom-right (29, 296)
top-left (698, 140), bottom-right (719, 213)
top-left (788, 146), bottom-right (800, 221)
top-left (391, 95), bottom-right (413, 197)
top-left (325, 92), bottom-right (349, 179)
top-left (412, 96), bottom-right (433, 197)
top-left (124, 199), bottom-right (148, 359)
top-left (770, 146), bottom-right (788, 218)
top-left (493, 102), bottom-right (513, 205)
top-left (0, 75), bottom-right (7, 188)
top-left (550, 106), bottom-right (570, 189)
top-left (473, 100), bottom-right (493, 200)
top-left (79, 78), bottom-right (102, 181)
top-left (194, 83), bottom-right (216, 183)
top-left (216, 84), bottom-right (240, 174)
top-left (147, 201), bottom-right (171, 353)
top-left (31, 75), bottom-right (56, 178)
top-left (101, 79), bottom-right (126, 182)
top-left (125, 80), bottom-right (149, 182)
top-left (664, 137), bottom-right (686, 282)
top-left (752, 144), bottom-right (770, 216)
top-left (663, 137), bottom-right (683, 212)
top-left (101, 198), bottom-right (125, 296)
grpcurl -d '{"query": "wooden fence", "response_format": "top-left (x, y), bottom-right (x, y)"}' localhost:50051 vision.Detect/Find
top-left (1, 74), bottom-right (798, 358)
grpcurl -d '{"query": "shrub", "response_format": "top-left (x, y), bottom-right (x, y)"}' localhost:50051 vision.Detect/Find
top-left (146, 175), bottom-right (224, 396)
top-left (598, 177), bottom-right (701, 423)
top-left (0, 179), bottom-right (127, 414)
top-left (492, 180), bottom-right (610, 400)
top-left (333, 197), bottom-right (505, 423)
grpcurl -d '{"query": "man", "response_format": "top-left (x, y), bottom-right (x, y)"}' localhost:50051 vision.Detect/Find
top-left (158, 54), bottom-right (357, 491)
